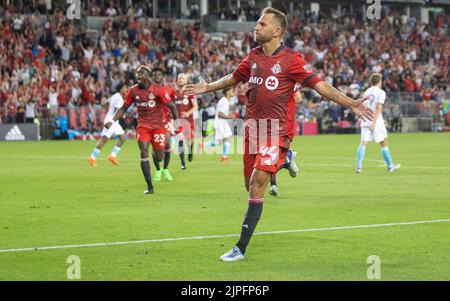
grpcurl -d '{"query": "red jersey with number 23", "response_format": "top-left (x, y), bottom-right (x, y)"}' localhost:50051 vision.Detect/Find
top-left (124, 83), bottom-right (172, 130)
top-left (232, 45), bottom-right (321, 148)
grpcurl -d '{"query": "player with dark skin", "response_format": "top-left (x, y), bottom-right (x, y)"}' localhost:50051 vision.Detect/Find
top-left (151, 67), bottom-right (175, 181)
top-left (105, 66), bottom-right (179, 193)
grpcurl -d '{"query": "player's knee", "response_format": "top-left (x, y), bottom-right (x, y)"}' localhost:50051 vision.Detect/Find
top-left (156, 152), bottom-right (164, 161)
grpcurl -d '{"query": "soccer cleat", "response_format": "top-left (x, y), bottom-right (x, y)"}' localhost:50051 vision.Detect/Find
top-left (162, 169), bottom-right (173, 181)
top-left (287, 150), bottom-right (299, 178)
top-left (108, 155), bottom-right (119, 166)
top-left (181, 164), bottom-right (186, 170)
top-left (220, 156), bottom-right (230, 162)
top-left (355, 168), bottom-right (362, 173)
top-left (88, 157), bottom-right (97, 167)
top-left (269, 185), bottom-right (279, 197)
top-left (144, 187), bottom-right (154, 194)
top-left (220, 246), bottom-right (245, 262)
top-left (388, 163), bottom-right (401, 173)
top-left (154, 170), bottom-right (162, 181)
top-left (188, 153), bottom-right (193, 162)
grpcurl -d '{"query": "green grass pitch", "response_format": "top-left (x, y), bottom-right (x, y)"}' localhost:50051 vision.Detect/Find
top-left (0, 132), bottom-right (449, 280)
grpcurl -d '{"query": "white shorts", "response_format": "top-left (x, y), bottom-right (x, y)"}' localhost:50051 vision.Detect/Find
top-left (101, 122), bottom-right (125, 139)
top-left (361, 125), bottom-right (387, 143)
top-left (214, 121), bottom-right (232, 140)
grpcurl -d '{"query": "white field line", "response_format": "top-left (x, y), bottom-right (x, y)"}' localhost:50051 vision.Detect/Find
top-left (0, 218), bottom-right (449, 253)
top-left (0, 154), bottom-right (448, 169)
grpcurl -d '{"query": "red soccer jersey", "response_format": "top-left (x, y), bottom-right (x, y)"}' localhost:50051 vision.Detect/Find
top-left (286, 83), bottom-right (301, 141)
top-left (172, 88), bottom-right (196, 124)
top-left (232, 45), bottom-right (321, 147)
top-left (124, 84), bottom-right (172, 130)
top-left (162, 85), bottom-right (175, 121)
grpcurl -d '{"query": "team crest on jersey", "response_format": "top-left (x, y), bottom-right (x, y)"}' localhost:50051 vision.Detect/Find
top-left (303, 64), bottom-right (313, 73)
top-left (149, 93), bottom-right (155, 100)
top-left (182, 96), bottom-right (189, 105)
top-left (271, 62), bottom-right (282, 75)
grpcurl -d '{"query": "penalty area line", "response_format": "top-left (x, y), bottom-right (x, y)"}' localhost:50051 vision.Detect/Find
top-left (0, 218), bottom-right (449, 253)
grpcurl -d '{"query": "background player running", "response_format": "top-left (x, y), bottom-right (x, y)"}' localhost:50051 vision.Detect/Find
top-left (201, 87), bottom-right (235, 162)
top-left (105, 66), bottom-right (179, 194)
top-left (151, 67), bottom-right (175, 181)
top-left (88, 83), bottom-right (128, 167)
top-left (172, 73), bottom-right (198, 169)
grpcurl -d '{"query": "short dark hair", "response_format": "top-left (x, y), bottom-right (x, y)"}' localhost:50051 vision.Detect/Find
top-left (151, 67), bottom-right (164, 76)
top-left (261, 7), bottom-right (287, 35)
top-left (370, 73), bottom-right (382, 86)
top-left (223, 87), bottom-right (232, 96)
top-left (115, 82), bottom-right (125, 93)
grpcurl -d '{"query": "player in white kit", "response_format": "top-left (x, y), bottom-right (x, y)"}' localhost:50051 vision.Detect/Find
top-left (88, 83), bottom-right (128, 167)
top-left (356, 74), bottom-right (400, 173)
top-left (202, 88), bottom-right (235, 162)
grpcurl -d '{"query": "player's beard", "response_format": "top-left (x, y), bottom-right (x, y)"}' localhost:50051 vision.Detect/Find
top-left (254, 33), bottom-right (272, 44)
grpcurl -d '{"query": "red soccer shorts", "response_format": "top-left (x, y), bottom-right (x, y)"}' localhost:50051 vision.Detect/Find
top-left (186, 122), bottom-right (194, 140)
top-left (243, 141), bottom-right (289, 177)
top-left (164, 121), bottom-right (175, 136)
top-left (177, 121), bottom-right (194, 140)
top-left (136, 126), bottom-right (167, 151)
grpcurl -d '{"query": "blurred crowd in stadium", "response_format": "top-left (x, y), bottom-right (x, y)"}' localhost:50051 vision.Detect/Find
top-left (0, 1), bottom-right (449, 138)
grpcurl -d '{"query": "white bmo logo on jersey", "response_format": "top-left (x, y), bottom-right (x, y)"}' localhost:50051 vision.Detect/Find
top-left (183, 96), bottom-right (189, 105)
top-left (265, 76), bottom-right (279, 91)
top-left (249, 76), bottom-right (264, 85)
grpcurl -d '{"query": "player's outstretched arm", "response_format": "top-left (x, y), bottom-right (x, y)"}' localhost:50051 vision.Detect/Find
top-left (184, 74), bottom-right (237, 96)
top-left (313, 81), bottom-right (374, 122)
top-left (105, 106), bottom-right (127, 129)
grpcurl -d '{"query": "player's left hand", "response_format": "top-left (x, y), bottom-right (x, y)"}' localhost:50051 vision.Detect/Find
top-left (351, 96), bottom-right (374, 122)
top-left (370, 123), bottom-right (375, 131)
top-left (184, 80), bottom-right (207, 96)
top-left (104, 121), bottom-right (113, 129)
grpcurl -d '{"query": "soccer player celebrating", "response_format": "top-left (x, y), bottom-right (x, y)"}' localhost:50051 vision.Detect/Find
top-left (88, 83), bottom-right (128, 167)
top-left (185, 7), bottom-right (373, 261)
top-left (356, 73), bottom-right (401, 173)
top-left (172, 73), bottom-right (198, 169)
top-left (105, 66), bottom-right (179, 194)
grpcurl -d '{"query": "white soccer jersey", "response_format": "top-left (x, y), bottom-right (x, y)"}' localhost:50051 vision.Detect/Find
top-left (215, 97), bottom-right (230, 124)
top-left (101, 93), bottom-right (125, 139)
top-left (104, 93), bottom-right (124, 123)
top-left (214, 97), bottom-right (232, 140)
top-left (361, 86), bottom-right (386, 128)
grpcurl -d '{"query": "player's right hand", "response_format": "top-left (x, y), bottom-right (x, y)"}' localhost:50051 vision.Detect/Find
top-left (104, 121), bottom-right (113, 129)
top-left (351, 96), bottom-right (374, 122)
top-left (184, 80), bottom-right (207, 96)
